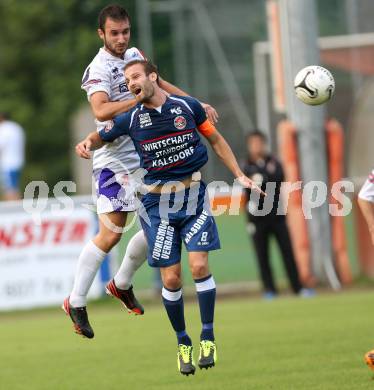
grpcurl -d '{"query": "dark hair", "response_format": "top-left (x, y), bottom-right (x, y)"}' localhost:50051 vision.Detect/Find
top-left (98, 4), bottom-right (130, 31)
top-left (246, 129), bottom-right (267, 142)
top-left (124, 60), bottom-right (159, 82)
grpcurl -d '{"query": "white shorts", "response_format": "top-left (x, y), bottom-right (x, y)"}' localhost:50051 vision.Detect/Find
top-left (358, 170), bottom-right (374, 203)
top-left (94, 167), bottom-right (138, 214)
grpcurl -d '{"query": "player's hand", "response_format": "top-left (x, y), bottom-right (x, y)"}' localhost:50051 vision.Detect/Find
top-left (75, 139), bottom-right (92, 159)
top-left (237, 175), bottom-right (267, 197)
top-left (201, 102), bottom-right (219, 124)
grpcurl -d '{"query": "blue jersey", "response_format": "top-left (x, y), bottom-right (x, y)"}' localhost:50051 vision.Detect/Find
top-left (99, 95), bottom-right (216, 184)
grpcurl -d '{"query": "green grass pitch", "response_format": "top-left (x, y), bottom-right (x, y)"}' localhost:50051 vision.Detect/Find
top-left (1, 290), bottom-right (374, 389)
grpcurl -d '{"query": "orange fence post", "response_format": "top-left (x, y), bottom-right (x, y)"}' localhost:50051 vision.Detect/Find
top-left (277, 120), bottom-right (315, 286)
top-left (325, 118), bottom-right (352, 284)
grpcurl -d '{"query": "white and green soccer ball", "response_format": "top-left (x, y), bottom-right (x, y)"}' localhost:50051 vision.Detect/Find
top-left (294, 65), bottom-right (335, 105)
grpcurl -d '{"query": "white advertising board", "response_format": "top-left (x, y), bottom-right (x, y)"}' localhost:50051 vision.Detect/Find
top-left (0, 198), bottom-right (103, 310)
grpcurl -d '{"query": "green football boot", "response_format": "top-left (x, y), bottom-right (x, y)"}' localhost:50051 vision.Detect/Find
top-left (177, 344), bottom-right (195, 376)
top-left (198, 340), bottom-right (217, 370)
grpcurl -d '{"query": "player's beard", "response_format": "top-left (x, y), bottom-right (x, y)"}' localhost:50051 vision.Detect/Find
top-left (136, 83), bottom-right (155, 103)
top-left (103, 36), bottom-right (127, 58)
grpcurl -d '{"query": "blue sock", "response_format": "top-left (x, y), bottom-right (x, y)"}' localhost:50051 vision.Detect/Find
top-left (162, 286), bottom-right (191, 346)
top-left (195, 275), bottom-right (216, 341)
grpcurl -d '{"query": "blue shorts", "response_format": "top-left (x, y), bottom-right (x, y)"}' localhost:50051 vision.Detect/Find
top-left (139, 181), bottom-right (221, 267)
top-left (1, 169), bottom-right (21, 192)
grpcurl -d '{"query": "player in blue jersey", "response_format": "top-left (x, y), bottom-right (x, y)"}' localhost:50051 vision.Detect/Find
top-left (76, 60), bottom-right (264, 375)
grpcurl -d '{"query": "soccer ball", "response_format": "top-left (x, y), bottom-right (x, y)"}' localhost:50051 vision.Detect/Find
top-left (294, 65), bottom-right (335, 105)
top-left (364, 350), bottom-right (374, 370)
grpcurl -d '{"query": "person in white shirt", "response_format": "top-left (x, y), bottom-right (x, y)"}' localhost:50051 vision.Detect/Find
top-left (63, 4), bottom-right (218, 339)
top-left (0, 113), bottom-right (25, 201)
top-left (358, 169), bottom-right (374, 246)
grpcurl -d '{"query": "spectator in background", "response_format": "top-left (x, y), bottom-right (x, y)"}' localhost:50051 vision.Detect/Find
top-left (242, 130), bottom-right (313, 299)
top-left (358, 169), bottom-right (374, 245)
top-left (0, 112), bottom-right (25, 200)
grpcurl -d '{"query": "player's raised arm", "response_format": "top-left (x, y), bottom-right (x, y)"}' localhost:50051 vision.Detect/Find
top-left (76, 111), bottom-right (132, 159)
top-left (185, 96), bottom-right (264, 195)
top-left (89, 92), bottom-right (137, 121)
top-left (75, 132), bottom-right (105, 159)
top-left (158, 77), bottom-right (187, 97)
top-left (82, 61), bottom-right (137, 121)
top-left (158, 77), bottom-right (219, 124)
top-left (203, 129), bottom-right (266, 196)
top-left (98, 111), bottom-right (131, 141)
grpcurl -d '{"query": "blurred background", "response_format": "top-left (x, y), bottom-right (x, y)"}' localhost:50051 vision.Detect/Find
top-left (0, 0), bottom-right (374, 308)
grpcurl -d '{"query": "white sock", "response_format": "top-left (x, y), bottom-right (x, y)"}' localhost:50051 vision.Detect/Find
top-left (69, 240), bottom-right (107, 307)
top-left (114, 230), bottom-right (148, 290)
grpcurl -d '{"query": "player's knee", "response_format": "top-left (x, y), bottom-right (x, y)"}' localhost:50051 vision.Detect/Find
top-left (96, 231), bottom-right (122, 251)
top-left (162, 272), bottom-right (182, 290)
top-left (190, 261), bottom-right (209, 279)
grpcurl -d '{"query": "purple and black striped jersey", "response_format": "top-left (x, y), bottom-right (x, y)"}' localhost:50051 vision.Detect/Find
top-left (99, 95), bottom-right (214, 185)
